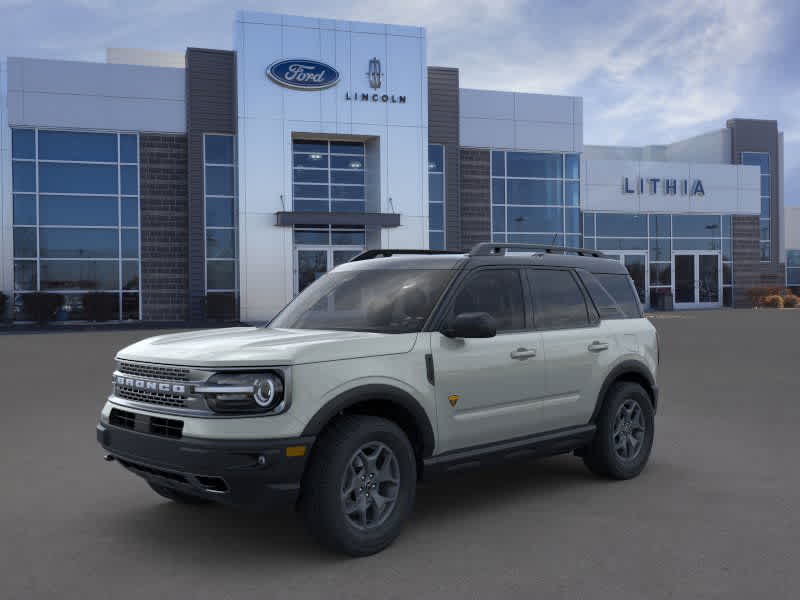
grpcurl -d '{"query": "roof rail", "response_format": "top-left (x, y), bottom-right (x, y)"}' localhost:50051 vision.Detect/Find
top-left (469, 242), bottom-right (606, 258)
top-left (349, 249), bottom-right (464, 262)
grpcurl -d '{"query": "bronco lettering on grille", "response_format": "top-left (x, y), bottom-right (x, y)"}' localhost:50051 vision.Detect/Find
top-left (115, 376), bottom-right (186, 394)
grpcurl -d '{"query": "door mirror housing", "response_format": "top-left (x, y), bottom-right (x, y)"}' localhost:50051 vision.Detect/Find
top-left (442, 312), bottom-right (497, 339)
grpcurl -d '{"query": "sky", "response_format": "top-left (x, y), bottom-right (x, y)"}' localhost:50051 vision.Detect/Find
top-left (1, 0), bottom-right (799, 204)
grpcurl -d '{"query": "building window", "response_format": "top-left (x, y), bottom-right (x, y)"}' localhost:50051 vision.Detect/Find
top-left (428, 144), bottom-right (445, 249)
top-left (11, 128), bottom-right (141, 321)
top-left (292, 140), bottom-right (365, 213)
top-left (204, 134), bottom-right (238, 316)
top-left (788, 250), bottom-right (800, 291)
top-left (491, 150), bottom-right (580, 247)
top-left (583, 213), bottom-right (733, 307)
top-left (742, 152), bottom-right (770, 261)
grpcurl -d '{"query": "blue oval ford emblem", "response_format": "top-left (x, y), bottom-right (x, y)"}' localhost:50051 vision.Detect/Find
top-left (267, 59), bottom-right (340, 90)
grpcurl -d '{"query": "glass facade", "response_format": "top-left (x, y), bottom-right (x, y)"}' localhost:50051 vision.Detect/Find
top-left (204, 134), bottom-right (238, 300)
top-left (11, 128), bottom-right (140, 320)
top-left (491, 150), bottom-right (580, 247)
top-left (584, 213), bottom-right (734, 307)
top-left (428, 144), bottom-right (445, 249)
top-left (787, 250), bottom-right (800, 290)
top-left (292, 140), bottom-right (365, 213)
top-left (742, 152), bottom-right (770, 261)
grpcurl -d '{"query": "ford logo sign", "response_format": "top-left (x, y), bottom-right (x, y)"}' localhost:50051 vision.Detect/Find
top-left (267, 59), bottom-right (340, 90)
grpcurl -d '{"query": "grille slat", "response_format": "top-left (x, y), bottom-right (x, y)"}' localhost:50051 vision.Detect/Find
top-left (118, 361), bottom-right (191, 382)
top-left (108, 408), bottom-right (184, 439)
top-left (109, 408), bottom-right (136, 430)
top-left (150, 416), bottom-right (184, 439)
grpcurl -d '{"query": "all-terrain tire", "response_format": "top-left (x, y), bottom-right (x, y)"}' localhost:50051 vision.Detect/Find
top-left (583, 381), bottom-right (655, 480)
top-left (301, 415), bottom-right (417, 556)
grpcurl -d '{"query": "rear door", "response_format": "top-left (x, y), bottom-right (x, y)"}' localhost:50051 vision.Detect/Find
top-left (432, 267), bottom-right (547, 453)
top-left (526, 268), bottom-right (615, 430)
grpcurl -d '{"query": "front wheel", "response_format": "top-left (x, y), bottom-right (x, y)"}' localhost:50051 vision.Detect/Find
top-left (301, 415), bottom-right (417, 556)
top-left (583, 382), bottom-right (654, 479)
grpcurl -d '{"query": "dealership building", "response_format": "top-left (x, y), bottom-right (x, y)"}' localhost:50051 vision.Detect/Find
top-left (0, 11), bottom-right (794, 323)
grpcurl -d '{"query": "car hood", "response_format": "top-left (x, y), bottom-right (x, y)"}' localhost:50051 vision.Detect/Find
top-left (115, 327), bottom-right (418, 368)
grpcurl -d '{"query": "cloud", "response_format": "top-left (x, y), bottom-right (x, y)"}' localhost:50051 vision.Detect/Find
top-left (0, 0), bottom-right (796, 202)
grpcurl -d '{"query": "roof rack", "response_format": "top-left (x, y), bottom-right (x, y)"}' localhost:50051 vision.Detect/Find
top-left (349, 249), bottom-right (464, 262)
top-left (469, 242), bottom-right (605, 258)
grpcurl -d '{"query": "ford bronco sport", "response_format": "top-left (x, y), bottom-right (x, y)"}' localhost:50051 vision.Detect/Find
top-left (97, 242), bottom-right (659, 556)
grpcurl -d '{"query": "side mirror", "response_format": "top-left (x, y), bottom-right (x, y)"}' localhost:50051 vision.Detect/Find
top-left (442, 312), bottom-right (497, 339)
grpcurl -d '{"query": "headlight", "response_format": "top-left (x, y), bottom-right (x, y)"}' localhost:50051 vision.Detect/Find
top-left (196, 372), bottom-right (286, 415)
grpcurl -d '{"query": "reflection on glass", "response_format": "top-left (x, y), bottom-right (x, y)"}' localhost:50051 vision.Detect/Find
top-left (297, 250), bottom-right (328, 293)
top-left (40, 261), bottom-right (119, 290)
top-left (40, 196), bottom-right (118, 226)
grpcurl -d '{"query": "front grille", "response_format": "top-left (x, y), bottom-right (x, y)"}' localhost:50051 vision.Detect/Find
top-left (118, 361), bottom-right (191, 382)
top-left (109, 408), bottom-right (136, 430)
top-left (150, 416), bottom-right (183, 439)
top-left (115, 386), bottom-right (187, 408)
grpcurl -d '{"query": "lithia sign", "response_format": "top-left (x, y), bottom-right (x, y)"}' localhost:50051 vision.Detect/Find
top-left (623, 177), bottom-right (705, 196)
top-left (267, 57), bottom-right (406, 103)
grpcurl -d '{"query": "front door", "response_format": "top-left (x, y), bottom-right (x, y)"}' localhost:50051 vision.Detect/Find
top-left (295, 247), bottom-right (362, 294)
top-left (672, 252), bottom-right (721, 309)
top-left (432, 268), bottom-right (546, 453)
top-left (604, 252), bottom-right (648, 308)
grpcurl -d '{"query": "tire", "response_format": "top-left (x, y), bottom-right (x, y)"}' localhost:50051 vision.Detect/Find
top-left (148, 481), bottom-right (211, 505)
top-left (301, 415), bottom-right (417, 556)
top-left (583, 382), bottom-right (654, 480)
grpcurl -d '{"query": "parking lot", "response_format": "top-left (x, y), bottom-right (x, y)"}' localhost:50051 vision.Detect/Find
top-left (2, 309), bottom-right (799, 599)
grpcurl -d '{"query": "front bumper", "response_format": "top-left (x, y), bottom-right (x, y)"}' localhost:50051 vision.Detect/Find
top-left (97, 422), bottom-right (315, 508)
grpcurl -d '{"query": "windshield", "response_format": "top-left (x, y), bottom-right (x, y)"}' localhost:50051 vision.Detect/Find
top-left (270, 268), bottom-right (455, 333)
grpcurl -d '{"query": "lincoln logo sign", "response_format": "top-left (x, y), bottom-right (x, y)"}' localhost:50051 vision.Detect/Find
top-left (623, 177), bottom-right (705, 196)
top-left (267, 59), bottom-right (340, 90)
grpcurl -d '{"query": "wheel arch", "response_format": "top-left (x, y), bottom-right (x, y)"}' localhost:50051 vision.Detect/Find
top-left (301, 384), bottom-right (436, 463)
top-left (591, 360), bottom-right (657, 422)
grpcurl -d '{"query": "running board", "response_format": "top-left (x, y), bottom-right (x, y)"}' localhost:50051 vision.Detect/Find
top-left (422, 424), bottom-right (596, 478)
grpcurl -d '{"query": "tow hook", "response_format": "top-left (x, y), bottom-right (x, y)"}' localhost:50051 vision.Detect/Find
top-left (103, 454), bottom-right (115, 462)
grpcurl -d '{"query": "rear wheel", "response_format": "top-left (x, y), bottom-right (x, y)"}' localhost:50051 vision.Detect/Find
top-left (301, 415), bottom-right (417, 556)
top-left (583, 382), bottom-right (654, 479)
top-left (148, 482), bottom-right (210, 505)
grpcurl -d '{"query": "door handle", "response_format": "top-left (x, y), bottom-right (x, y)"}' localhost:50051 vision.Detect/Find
top-left (588, 341), bottom-right (609, 352)
top-left (510, 347), bottom-right (537, 360)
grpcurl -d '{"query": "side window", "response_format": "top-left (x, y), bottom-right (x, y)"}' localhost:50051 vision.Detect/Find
top-left (594, 273), bottom-right (643, 318)
top-left (450, 269), bottom-right (525, 332)
top-left (577, 270), bottom-right (626, 320)
top-left (527, 269), bottom-right (590, 330)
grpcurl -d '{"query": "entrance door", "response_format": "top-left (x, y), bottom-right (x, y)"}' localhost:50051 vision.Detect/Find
top-left (672, 252), bottom-right (721, 309)
top-left (604, 252), bottom-right (648, 308)
top-left (295, 247), bottom-right (362, 294)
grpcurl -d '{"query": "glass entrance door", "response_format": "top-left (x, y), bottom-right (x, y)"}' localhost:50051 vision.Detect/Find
top-left (295, 247), bottom-right (362, 294)
top-left (604, 252), bottom-right (648, 307)
top-left (672, 252), bottom-right (721, 308)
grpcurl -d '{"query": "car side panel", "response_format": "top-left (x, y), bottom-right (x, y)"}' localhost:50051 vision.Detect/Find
top-left (577, 317), bottom-right (658, 425)
top-left (290, 333), bottom-right (438, 452)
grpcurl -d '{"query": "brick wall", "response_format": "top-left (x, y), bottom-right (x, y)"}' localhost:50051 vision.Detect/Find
top-left (732, 215), bottom-right (786, 307)
top-left (459, 149), bottom-right (491, 251)
top-left (139, 134), bottom-right (189, 321)
top-left (428, 67), bottom-right (461, 250)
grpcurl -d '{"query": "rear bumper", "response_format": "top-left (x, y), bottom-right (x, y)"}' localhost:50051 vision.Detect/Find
top-left (97, 422), bottom-right (314, 508)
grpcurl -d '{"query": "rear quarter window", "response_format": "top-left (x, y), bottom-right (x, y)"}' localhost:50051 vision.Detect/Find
top-left (593, 273), bottom-right (643, 318)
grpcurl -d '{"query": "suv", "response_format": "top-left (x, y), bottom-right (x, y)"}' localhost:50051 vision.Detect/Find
top-left (97, 243), bottom-right (658, 556)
